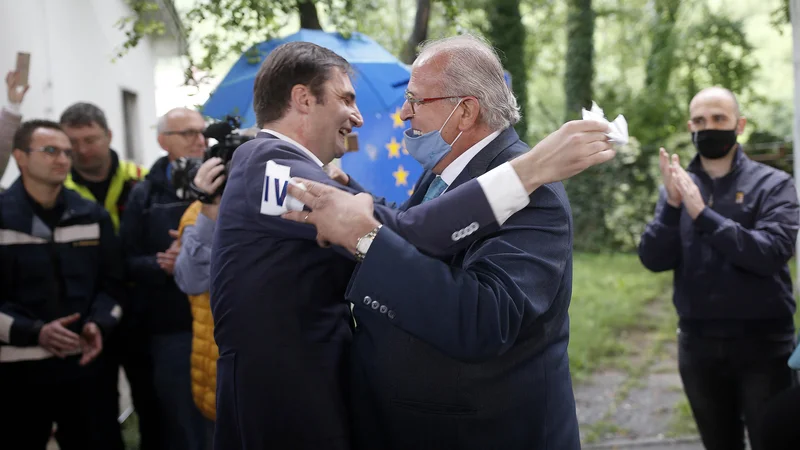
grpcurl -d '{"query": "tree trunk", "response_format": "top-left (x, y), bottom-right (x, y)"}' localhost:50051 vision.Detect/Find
top-left (401, 0), bottom-right (431, 64)
top-left (488, 0), bottom-right (529, 140)
top-left (644, 0), bottom-right (681, 92)
top-left (297, 0), bottom-right (323, 30)
top-left (564, 0), bottom-right (594, 121)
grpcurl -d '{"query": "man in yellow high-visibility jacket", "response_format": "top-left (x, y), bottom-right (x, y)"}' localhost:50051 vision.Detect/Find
top-left (59, 103), bottom-right (148, 231)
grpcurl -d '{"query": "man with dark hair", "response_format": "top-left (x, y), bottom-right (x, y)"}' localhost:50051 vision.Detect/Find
top-left (0, 80), bottom-right (158, 449)
top-left (639, 87), bottom-right (799, 450)
top-left (60, 102), bottom-right (147, 230)
top-left (210, 41), bottom-right (613, 449)
top-left (0, 120), bottom-right (124, 448)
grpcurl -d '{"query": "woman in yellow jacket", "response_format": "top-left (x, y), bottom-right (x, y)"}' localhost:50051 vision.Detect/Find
top-left (175, 199), bottom-right (218, 421)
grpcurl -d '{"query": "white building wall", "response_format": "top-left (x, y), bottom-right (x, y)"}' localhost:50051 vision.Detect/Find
top-left (0, 0), bottom-right (176, 187)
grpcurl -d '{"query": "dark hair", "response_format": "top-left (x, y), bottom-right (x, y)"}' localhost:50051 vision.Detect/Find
top-left (252, 42), bottom-right (352, 126)
top-left (13, 120), bottom-right (65, 152)
top-left (59, 102), bottom-right (110, 131)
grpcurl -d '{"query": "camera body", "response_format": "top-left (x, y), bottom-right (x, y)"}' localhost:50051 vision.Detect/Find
top-left (172, 115), bottom-right (253, 202)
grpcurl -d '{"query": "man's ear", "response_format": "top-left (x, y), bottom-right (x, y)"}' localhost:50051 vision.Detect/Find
top-left (736, 116), bottom-right (747, 135)
top-left (458, 97), bottom-right (481, 130)
top-left (157, 133), bottom-right (168, 151)
top-left (291, 84), bottom-right (313, 115)
top-left (12, 148), bottom-right (26, 171)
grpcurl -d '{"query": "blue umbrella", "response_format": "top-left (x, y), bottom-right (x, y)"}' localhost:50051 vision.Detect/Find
top-left (203, 29), bottom-right (420, 204)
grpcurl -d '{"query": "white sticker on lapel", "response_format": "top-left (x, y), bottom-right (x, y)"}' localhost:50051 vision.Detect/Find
top-left (260, 160), bottom-right (305, 216)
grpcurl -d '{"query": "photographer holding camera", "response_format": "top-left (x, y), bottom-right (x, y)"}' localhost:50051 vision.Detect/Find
top-left (173, 157), bottom-right (225, 429)
top-left (120, 107), bottom-right (207, 450)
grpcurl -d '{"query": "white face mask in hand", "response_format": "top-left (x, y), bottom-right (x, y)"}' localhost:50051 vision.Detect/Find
top-left (581, 101), bottom-right (629, 146)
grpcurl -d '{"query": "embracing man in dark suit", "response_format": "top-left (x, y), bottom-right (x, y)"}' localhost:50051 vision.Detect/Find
top-left (284, 34), bottom-right (605, 450)
top-left (211, 38), bottom-right (614, 449)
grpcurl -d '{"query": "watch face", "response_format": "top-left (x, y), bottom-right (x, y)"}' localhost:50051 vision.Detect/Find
top-left (357, 236), bottom-right (372, 254)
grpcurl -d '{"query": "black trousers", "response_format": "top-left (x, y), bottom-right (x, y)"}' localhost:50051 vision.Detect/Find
top-left (0, 357), bottom-right (116, 450)
top-left (100, 316), bottom-right (167, 450)
top-left (678, 331), bottom-right (796, 450)
top-left (759, 383), bottom-right (800, 450)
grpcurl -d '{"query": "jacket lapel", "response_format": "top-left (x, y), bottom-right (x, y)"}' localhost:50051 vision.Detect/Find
top-left (449, 127), bottom-right (521, 190)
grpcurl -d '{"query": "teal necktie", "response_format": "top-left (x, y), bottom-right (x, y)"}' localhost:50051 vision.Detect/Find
top-left (422, 176), bottom-right (448, 203)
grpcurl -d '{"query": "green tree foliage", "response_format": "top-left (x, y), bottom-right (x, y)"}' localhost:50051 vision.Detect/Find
top-left (488, 0), bottom-right (529, 139)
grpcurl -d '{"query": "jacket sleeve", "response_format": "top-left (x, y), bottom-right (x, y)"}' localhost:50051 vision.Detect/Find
top-left (693, 177), bottom-right (799, 276)
top-left (88, 210), bottom-right (125, 336)
top-left (346, 183), bottom-right (570, 361)
top-left (249, 151), bottom-right (519, 259)
top-left (0, 305), bottom-right (43, 347)
top-left (120, 181), bottom-right (168, 285)
top-left (175, 213), bottom-right (215, 295)
top-left (638, 187), bottom-right (683, 272)
top-left (347, 176), bottom-right (399, 209)
top-left (0, 107), bottom-right (22, 179)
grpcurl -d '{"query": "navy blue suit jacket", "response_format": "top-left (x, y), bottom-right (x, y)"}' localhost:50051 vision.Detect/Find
top-left (347, 127), bottom-right (581, 450)
top-left (210, 132), bottom-right (513, 449)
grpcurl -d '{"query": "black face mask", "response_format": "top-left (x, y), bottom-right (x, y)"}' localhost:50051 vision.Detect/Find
top-left (692, 129), bottom-right (738, 159)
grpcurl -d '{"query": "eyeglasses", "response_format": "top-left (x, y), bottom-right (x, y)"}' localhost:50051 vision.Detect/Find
top-left (162, 129), bottom-right (205, 139)
top-left (404, 92), bottom-right (467, 116)
top-left (26, 146), bottom-right (73, 159)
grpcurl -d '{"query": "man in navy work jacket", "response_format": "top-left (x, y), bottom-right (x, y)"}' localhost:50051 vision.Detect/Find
top-left (0, 120), bottom-right (124, 448)
top-left (282, 34), bottom-right (598, 450)
top-left (639, 87), bottom-right (799, 450)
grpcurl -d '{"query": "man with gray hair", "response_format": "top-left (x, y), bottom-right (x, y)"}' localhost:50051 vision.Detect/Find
top-left (283, 33), bottom-right (585, 449)
top-left (121, 107), bottom-right (210, 449)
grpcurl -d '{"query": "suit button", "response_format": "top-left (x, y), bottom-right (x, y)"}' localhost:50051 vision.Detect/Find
top-left (371, 300), bottom-right (380, 310)
top-left (363, 296), bottom-right (371, 305)
top-left (387, 310), bottom-right (396, 319)
top-left (379, 305), bottom-right (388, 314)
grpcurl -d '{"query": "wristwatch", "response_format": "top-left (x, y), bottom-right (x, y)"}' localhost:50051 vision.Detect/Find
top-left (355, 225), bottom-right (382, 262)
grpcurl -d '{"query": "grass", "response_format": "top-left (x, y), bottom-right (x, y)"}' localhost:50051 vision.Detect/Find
top-left (569, 252), bottom-right (672, 382)
top-left (667, 396), bottom-right (698, 438)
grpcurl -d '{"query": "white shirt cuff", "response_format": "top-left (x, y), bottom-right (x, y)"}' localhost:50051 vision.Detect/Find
top-left (4, 103), bottom-right (21, 116)
top-left (476, 161), bottom-right (530, 225)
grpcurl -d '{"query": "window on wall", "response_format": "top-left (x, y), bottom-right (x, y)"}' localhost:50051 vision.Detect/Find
top-left (121, 90), bottom-right (139, 163)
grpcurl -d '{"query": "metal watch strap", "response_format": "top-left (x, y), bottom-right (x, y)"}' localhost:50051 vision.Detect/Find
top-left (355, 225), bottom-right (382, 262)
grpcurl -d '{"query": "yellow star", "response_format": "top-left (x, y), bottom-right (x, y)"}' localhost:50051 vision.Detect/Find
top-left (407, 189), bottom-right (414, 196)
top-left (391, 108), bottom-right (404, 128)
top-left (393, 165), bottom-right (410, 186)
top-left (386, 137), bottom-right (401, 159)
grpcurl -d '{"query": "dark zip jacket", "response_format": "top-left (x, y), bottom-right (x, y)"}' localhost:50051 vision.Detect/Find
top-left (639, 146), bottom-right (798, 338)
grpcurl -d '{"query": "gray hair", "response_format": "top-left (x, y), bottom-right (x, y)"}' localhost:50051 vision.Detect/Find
top-left (157, 107), bottom-right (201, 133)
top-left (416, 34), bottom-right (520, 130)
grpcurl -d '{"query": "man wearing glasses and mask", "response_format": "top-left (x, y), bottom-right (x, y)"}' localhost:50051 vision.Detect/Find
top-left (0, 120), bottom-right (125, 448)
top-left (120, 107), bottom-right (210, 450)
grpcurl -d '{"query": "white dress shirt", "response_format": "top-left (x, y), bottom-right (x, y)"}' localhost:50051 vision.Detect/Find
top-left (261, 128), bottom-right (323, 167)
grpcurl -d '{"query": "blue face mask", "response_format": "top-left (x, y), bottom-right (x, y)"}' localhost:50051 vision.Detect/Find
top-left (403, 100), bottom-right (464, 171)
